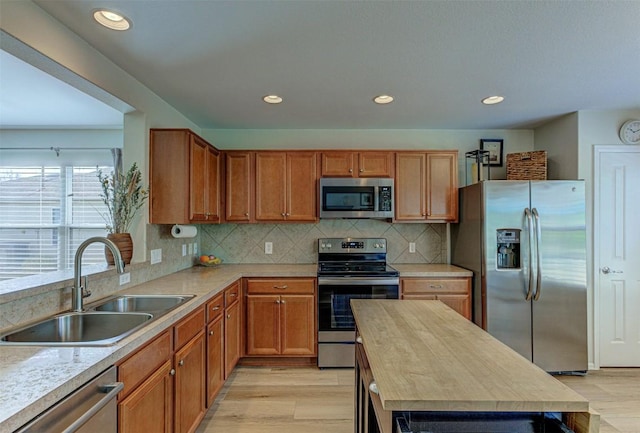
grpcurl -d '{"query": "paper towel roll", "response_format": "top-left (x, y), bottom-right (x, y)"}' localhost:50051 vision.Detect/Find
top-left (171, 224), bottom-right (198, 238)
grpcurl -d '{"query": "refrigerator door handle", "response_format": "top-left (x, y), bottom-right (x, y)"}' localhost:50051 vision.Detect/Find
top-left (524, 208), bottom-right (534, 301)
top-left (532, 208), bottom-right (542, 301)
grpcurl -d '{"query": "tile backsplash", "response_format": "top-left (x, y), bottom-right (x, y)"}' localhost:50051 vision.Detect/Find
top-left (200, 220), bottom-right (447, 264)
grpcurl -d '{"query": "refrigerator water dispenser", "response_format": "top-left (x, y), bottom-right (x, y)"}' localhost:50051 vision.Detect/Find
top-left (496, 229), bottom-right (520, 269)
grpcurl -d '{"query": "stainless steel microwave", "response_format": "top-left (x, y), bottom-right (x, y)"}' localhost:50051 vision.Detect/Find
top-left (319, 178), bottom-right (394, 219)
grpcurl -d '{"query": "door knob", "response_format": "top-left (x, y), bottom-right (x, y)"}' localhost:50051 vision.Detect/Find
top-left (601, 266), bottom-right (623, 274)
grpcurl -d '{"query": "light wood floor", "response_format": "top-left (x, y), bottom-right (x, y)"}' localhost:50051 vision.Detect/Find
top-left (196, 366), bottom-right (640, 433)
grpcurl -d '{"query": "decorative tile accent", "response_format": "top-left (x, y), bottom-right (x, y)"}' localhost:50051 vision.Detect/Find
top-left (200, 221), bottom-right (447, 265)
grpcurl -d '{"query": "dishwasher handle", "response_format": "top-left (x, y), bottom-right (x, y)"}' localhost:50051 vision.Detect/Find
top-left (61, 382), bottom-right (124, 433)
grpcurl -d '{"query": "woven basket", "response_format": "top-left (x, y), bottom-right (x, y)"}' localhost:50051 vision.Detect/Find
top-left (506, 151), bottom-right (547, 180)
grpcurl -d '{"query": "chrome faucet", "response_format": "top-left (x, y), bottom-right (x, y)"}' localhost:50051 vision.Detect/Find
top-left (73, 236), bottom-right (125, 312)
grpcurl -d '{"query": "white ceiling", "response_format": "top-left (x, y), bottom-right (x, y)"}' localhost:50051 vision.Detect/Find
top-left (10, 1), bottom-right (640, 130)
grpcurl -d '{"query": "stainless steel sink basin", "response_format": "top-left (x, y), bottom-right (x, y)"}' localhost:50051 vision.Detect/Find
top-left (92, 295), bottom-right (194, 314)
top-left (0, 312), bottom-right (153, 346)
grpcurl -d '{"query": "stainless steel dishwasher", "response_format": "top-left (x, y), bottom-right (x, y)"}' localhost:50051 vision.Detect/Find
top-left (15, 366), bottom-right (122, 433)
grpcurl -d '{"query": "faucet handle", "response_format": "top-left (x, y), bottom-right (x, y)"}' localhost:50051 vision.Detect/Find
top-left (82, 276), bottom-right (91, 298)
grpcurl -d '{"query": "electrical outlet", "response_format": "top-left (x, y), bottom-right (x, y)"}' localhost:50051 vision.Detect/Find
top-left (409, 242), bottom-right (416, 253)
top-left (182, 244), bottom-right (187, 257)
top-left (188, 243), bottom-right (193, 255)
top-left (119, 272), bottom-right (131, 285)
top-left (265, 242), bottom-right (273, 254)
top-left (150, 248), bottom-right (162, 264)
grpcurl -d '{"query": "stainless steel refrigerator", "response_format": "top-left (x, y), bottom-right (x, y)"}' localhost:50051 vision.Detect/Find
top-left (451, 180), bottom-right (587, 373)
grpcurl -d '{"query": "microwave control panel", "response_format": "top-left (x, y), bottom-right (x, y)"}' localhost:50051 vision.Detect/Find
top-left (378, 186), bottom-right (393, 211)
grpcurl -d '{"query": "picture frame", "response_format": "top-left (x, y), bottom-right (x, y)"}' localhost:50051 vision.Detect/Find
top-left (480, 139), bottom-right (504, 166)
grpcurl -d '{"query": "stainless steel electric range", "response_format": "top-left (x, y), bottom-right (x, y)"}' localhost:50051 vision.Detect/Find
top-left (317, 237), bottom-right (399, 368)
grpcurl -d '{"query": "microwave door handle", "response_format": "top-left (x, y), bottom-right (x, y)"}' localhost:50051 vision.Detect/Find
top-left (373, 186), bottom-right (379, 211)
top-left (524, 208), bottom-right (534, 301)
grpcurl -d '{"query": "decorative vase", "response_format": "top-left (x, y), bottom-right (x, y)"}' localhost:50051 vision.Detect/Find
top-left (105, 232), bottom-right (133, 265)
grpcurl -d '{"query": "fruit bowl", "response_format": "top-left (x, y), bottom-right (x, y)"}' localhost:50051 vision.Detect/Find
top-left (199, 255), bottom-right (222, 267)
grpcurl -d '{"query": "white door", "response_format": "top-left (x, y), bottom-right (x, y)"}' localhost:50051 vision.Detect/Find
top-left (596, 146), bottom-right (640, 366)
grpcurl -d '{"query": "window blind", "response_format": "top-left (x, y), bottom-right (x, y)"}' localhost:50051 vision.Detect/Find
top-left (0, 165), bottom-right (113, 281)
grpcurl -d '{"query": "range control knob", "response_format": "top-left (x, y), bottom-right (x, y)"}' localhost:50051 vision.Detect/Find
top-left (320, 243), bottom-right (326, 249)
top-left (327, 243), bottom-right (332, 248)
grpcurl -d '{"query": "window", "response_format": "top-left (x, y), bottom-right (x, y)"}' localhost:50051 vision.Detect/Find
top-left (0, 165), bottom-right (113, 281)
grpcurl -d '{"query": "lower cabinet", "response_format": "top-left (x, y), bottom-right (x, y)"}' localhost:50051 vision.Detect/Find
top-left (400, 277), bottom-right (472, 320)
top-left (118, 360), bottom-right (173, 433)
top-left (245, 278), bottom-right (316, 357)
top-left (224, 281), bottom-right (242, 378)
top-left (174, 330), bottom-right (206, 433)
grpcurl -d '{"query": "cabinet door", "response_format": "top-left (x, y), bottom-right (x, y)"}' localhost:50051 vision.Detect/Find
top-left (206, 316), bottom-right (224, 407)
top-left (175, 331), bottom-right (206, 433)
top-left (287, 152), bottom-right (318, 221)
top-left (205, 146), bottom-right (220, 222)
top-left (358, 152), bottom-right (393, 177)
top-left (245, 295), bottom-right (280, 355)
top-left (280, 295), bottom-right (316, 356)
top-left (426, 151), bottom-right (458, 222)
top-left (321, 152), bottom-right (356, 177)
top-left (436, 294), bottom-right (471, 320)
top-left (224, 300), bottom-right (241, 377)
top-left (119, 360), bottom-right (173, 433)
top-left (395, 153), bottom-right (427, 221)
top-left (189, 136), bottom-right (208, 221)
top-left (225, 152), bottom-right (253, 221)
top-left (255, 152), bottom-right (287, 221)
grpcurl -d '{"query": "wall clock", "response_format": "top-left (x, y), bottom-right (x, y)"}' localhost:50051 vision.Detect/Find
top-left (619, 119), bottom-right (640, 144)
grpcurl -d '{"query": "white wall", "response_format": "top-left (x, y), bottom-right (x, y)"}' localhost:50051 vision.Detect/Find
top-left (534, 112), bottom-right (579, 180)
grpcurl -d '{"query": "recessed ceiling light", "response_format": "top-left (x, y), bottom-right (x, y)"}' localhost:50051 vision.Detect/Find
top-left (93, 9), bottom-right (131, 31)
top-left (481, 95), bottom-right (505, 105)
top-left (373, 95), bottom-right (394, 105)
top-left (263, 95), bottom-right (283, 104)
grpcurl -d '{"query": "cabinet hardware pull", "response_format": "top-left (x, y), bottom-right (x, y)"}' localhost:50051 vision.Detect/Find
top-left (356, 336), bottom-right (363, 344)
top-left (359, 169), bottom-right (364, 172)
top-left (273, 285), bottom-right (288, 289)
top-left (227, 314), bottom-right (231, 318)
top-left (369, 381), bottom-right (379, 395)
top-left (349, 168), bottom-right (353, 173)
top-left (281, 212), bottom-right (286, 217)
top-left (170, 369), bottom-right (176, 376)
top-left (178, 360), bottom-right (184, 366)
top-left (230, 293), bottom-right (237, 297)
top-left (244, 212), bottom-right (249, 217)
top-left (281, 299), bottom-right (286, 304)
top-left (285, 213), bottom-right (290, 216)
top-left (429, 285), bottom-right (443, 289)
top-left (275, 299), bottom-right (280, 304)
top-left (212, 305), bottom-right (220, 311)
top-left (209, 330), bottom-right (214, 336)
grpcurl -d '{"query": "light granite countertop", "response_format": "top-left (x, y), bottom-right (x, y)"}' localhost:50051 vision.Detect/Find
top-left (0, 263), bottom-right (470, 431)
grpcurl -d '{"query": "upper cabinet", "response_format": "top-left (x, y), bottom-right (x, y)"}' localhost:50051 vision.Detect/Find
top-left (321, 151), bottom-right (393, 178)
top-left (255, 152), bottom-right (318, 222)
top-left (225, 151), bottom-right (254, 222)
top-left (150, 129), bottom-right (221, 224)
top-left (395, 151), bottom-right (458, 222)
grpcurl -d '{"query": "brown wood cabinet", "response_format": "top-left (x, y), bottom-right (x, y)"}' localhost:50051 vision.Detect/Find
top-left (255, 151), bottom-right (318, 222)
top-left (400, 277), bottom-right (472, 320)
top-left (321, 151), bottom-right (393, 177)
top-left (245, 278), bottom-right (316, 357)
top-left (224, 281), bottom-right (242, 377)
top-left (225, 151), bottom-right (253, 222)
top-left (205, 292), bottom-right (224, 407)
top-left (395, 151), bottom-right (458, 222)
top-left (174, 330), bottom-right (206, 433)
top-left (150, 129), bottom-right (220, 224)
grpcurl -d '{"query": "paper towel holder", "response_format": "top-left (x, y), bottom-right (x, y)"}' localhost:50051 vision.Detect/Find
top-left (171, 224), bottom-right (198, 238)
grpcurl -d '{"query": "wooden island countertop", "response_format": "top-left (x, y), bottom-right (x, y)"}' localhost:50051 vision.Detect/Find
top-left (351, 299), bottom-right (597, 431)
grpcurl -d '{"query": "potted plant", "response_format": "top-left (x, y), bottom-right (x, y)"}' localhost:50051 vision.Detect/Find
top-left (98, 162), bottom-right (148, 264)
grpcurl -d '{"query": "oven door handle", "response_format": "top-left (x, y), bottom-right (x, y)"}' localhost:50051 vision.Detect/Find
top-left (318, 277), bottom-right (400, 286)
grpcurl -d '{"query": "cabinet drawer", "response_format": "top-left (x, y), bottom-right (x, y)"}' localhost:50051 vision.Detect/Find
top-left (401, 278), bottom-right (469, 295)
top-left (118, 330), bottom-right (172, 398)
top-left (246, 278), bottom-right (315, 295)
top-left (206, 292), bottom-right (224, 323)
top-left (224, 280), bottom-right (241, 307)
top-left (175, 306), bottom-right (205, 350)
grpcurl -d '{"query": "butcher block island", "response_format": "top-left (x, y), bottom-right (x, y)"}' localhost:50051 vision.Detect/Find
top-left (351, 300), bottom-right (598, 433)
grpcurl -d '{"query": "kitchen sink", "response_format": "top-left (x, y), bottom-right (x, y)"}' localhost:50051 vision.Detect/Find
top-left (0, 312), bottom-right (153, 346)
top-left (92, 295), bottom-right (194, 314)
